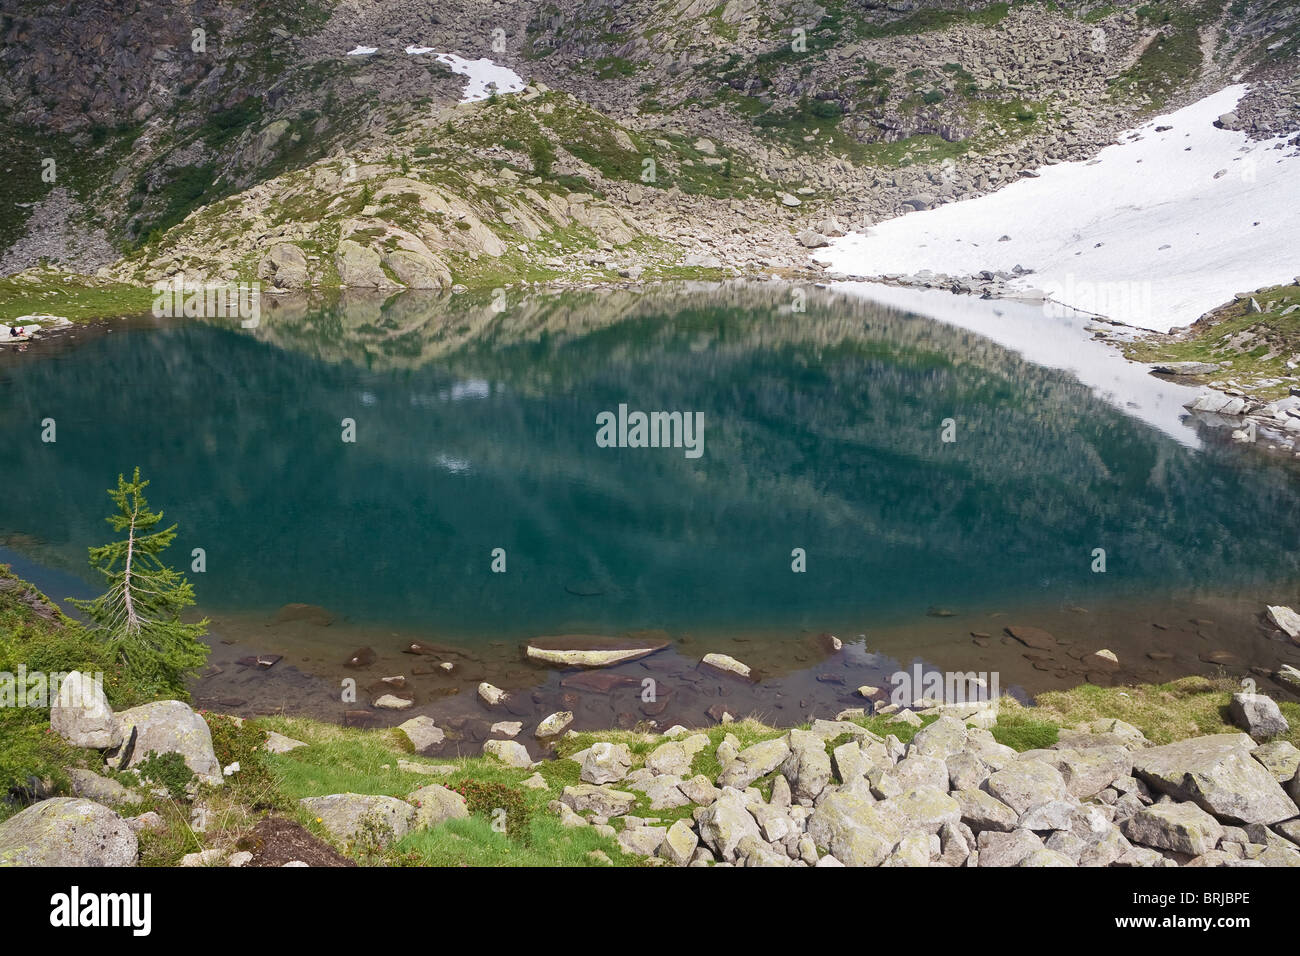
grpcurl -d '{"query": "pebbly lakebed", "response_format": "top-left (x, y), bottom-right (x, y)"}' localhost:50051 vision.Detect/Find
top-left (1, 282), bottom-right (1298, 748)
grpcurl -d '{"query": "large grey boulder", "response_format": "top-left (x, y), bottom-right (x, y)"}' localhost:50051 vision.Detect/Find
top-left (909, 716), bottom-right (969, 759)
top-left (334, 239), bottom-right (399, 289)
top-left (645, 734), bottom-right (707, 777)
top-left (1121, 803), bottom-right (1224, 856)
top-left (781, 729), bottom-right (832, 801)
top-left (642, 774), bottom-right (690, 810)
top-left (1228, 692), bottom-right (1289, 741)
top-left (560, 784), bottom-right (636, 816)
top-left (618, 826), bottom-right (668, 857)
top-left (1132, 733), bottom-right (1299, 825)
top-left (1018, 847), bottom-right (1076, 867)
top-left (946, 751), bottom-right (993, 791)
top-left (299, 793), bottom-right (416, 845)
top-left (396, 716), bottom-right (445, 753)
top-left (1079, 827), bottom-right (1132, 867)
top-left (876, 754), bottom-right (948, 795)
top-left (113, 700), bottom-right (222, 786)
top-left (886, 786), bottom-right (961, 834)
top-left (977, 828), bottom-right (1043, 866)
top-left (0, 798), bottom-right (137, 866)
top-left (833, 741), bottom-right (875, 784)
top-left (256, 242), bottom-right (309, 289)
top-left (659, 818), bottom-right (698, 865)
top-left (50, 671), bottom-right (121, 749)
top-left (1036, 746), bottom-right (1133, 799)
top-left (482, 739), bottom-right (531, 768)
top-left (694, 788), bottom-right (762, 863)
top-left (383, 249), bottom-right (451, 290)
top-left (716, 737), bottom-right (790, 789)
top-left (986, 759), bottom-right (1068, 814)
top-left (264, 731), bottom-right (308, 754)
top-left (953, 788), bottom-right (1019, 832)
top-left (406, 784), bottom-right (469, 829)
top-left (1251, 740), bottom-right (1300, 782)
top-left (806, 789), bottom-right (902, 867)
top-left (581, 742), bottom-right (634, 784)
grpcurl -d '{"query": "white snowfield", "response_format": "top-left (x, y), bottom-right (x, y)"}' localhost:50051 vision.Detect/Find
top-left (816, 86), bottom-right (1300, 333)
top-left (345, 45), bottom-right (524, 102)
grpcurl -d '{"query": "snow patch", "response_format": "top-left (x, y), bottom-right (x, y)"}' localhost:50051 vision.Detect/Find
top-left (816, 86), bottom-right (1300, 333)
top-left (430, 52), bottom-right (526, 102)
top-left (346, 45), bottom-right (525, 102)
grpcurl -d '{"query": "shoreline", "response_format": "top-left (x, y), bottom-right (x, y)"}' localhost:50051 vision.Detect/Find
top-left (184, 582), bottom-right (1300, 761)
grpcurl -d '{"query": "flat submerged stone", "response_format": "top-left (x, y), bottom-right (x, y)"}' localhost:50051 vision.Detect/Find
top-left (525, 634), bottom-right (669, 668)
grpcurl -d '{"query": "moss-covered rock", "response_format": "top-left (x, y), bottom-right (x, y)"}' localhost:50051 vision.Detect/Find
top-left (0, 797), bottom-right (137, 866)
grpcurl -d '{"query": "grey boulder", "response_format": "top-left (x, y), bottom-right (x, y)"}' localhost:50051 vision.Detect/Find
top-left (0, 798), bottom-right (137, 866)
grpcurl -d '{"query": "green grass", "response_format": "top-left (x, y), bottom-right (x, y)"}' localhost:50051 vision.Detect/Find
top-left (989, 710), bottom-right (1061, 750)
top-left (392, 814), bottom-right (627, 866)
top-left (1033, 675), bottom-right (1300, 748)
top-left (1125, 283), bottom-right (1300, 399)
top-left (854, 2), bottom-right (1010, 38)
top-left (1111, 1), bottom-right (1219, 110)
top-left (0, 123), bottom-right (140, 255)
top-left (0, 565), bottom-right (159, 808)
top-left (0, 270), bottom-right (154, 323)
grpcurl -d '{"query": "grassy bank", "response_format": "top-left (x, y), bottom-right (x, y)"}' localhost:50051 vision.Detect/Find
top-left (123, 677), bottom-right (1299, 866)
top-left (2, 566), bottom-right (1296, 863)
top-left (0, 269), bottom-right (153, 324)
top-left (1126, 282), bottom-right (1300, 400)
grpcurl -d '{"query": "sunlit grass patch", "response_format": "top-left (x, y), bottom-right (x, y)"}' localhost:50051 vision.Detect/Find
top-left (1033, 675), bottom-right (1300, 748)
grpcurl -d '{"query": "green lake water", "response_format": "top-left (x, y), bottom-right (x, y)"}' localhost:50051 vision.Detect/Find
top-left (1, 285), bottom-right (1297, 647)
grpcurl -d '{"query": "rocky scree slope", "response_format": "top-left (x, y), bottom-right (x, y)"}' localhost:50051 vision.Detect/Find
top-left (0, 0), bottom-right (1296, 292)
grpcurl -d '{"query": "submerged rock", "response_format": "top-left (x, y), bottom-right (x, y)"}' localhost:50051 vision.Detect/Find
top-left (535, 711), bottom-right (574, 738)
top-left (525, 634), bottom-right (668, 668)
top-left (700, 652), bottom-right (753, 680)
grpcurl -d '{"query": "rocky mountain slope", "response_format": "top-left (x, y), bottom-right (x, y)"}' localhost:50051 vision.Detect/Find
top-left (0, 0), bottom-right (1296, 293)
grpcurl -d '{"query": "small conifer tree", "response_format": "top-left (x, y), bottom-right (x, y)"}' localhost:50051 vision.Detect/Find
top-left (72, 468), bottom-right (208, 699)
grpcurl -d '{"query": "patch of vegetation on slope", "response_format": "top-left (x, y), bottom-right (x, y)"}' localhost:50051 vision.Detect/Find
top-left (1110, 1), bottom-right (1217, 110)
top-left (0, 566), bottom-right (160, 805)
top-left (1126, 282), bottom-right (1300, 400)
top-left (0, 123), bottom-right (141, 254)
top-left (455, 89), bottom-right (773, 200)
top-left (0, 269), bottom-right (154, 322)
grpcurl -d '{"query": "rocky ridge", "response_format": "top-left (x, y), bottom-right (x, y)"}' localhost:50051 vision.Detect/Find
top-left (2, 0), bottom-right (1296, 294)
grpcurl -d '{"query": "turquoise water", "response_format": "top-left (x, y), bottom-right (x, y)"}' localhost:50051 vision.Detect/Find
top-left (1, 287), bottom-right (1297, 644)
